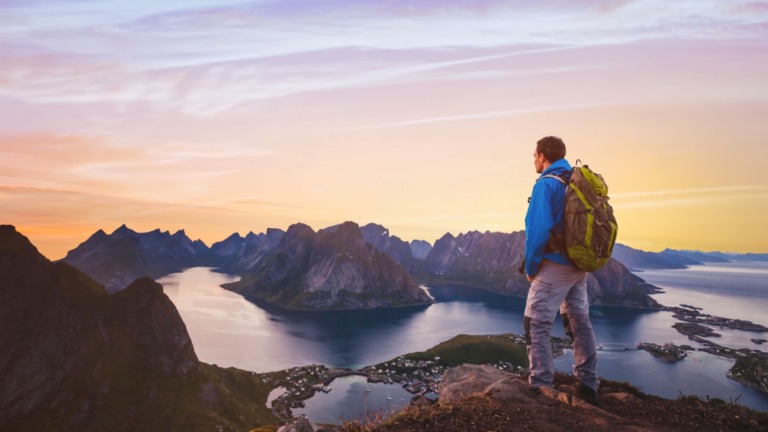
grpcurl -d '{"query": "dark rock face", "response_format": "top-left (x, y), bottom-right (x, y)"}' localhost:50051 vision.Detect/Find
top-left (0, 225), bottom-right (197, 426)
top-left (420, 230), bottom-right (660, 309)
top-left (110, 277), bottom-right (198, 376)
top-left (62, 225), bottom-right (210, 292)
top-left (225, 222), bottom-right (433, 310)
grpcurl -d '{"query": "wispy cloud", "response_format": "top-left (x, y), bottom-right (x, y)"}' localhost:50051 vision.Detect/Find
top-left (334, 102), bottom-right (609, 131)
top-left (2, 0), bottom-right (766, 115)
top-left (612, 185), bottom-right (768, 199)
top-left (612, 185), bottom-right (768, 209)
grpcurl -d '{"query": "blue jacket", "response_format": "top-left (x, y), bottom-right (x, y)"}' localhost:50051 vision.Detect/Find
top-left (524, 158), bottom-right (573, 277)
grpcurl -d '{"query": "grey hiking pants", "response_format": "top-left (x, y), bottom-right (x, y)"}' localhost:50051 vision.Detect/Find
top-left (524, 260), bottom-right (599, 392)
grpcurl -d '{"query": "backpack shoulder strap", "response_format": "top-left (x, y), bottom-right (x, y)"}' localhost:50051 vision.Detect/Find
top-left (540, 174), bottom-right (567, 184)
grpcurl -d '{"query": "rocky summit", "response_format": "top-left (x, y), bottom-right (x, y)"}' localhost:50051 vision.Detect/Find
top-left (0, 225), bottom-right (278, 431)
top-left (224, 221), bottom-right (433, 310)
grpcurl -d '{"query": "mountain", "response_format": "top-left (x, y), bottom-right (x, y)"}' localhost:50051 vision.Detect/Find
top-left (190, 229), bottom-right (286, 274)
top-left (733, 253), bottom-right (768, 262)
top-left (659, 249), bottom-right (729, 265)
top-left (62, 225), bottom-right (210, 292)
top-left (421, 230), bottom-right (527, 291)
top-left (409, 239), bottom-right (432, 259)
top-left (0, 225), bottom-right (277, 431)
top-left (360, 223), bottom-right (418, 270)
top-left (418, 230), bottom-right (660, 309)
top-left (224, 221), bottom-right (433, 310)
top-left (611, 243), bottom-right (689, 271)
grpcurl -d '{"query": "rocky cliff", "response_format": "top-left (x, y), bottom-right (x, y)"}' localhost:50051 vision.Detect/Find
top-left (224, 222), bottom-right (433, 310)
top-left (62, 224), bottom-right (210, 292)
top-left (418, 230), bottom-right (659, 309)
top-left (0, 225), bottom-right (277, 431)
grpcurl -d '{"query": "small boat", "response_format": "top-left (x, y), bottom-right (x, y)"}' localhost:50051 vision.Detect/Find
top-left (386, 390), bottom-right (392, 401)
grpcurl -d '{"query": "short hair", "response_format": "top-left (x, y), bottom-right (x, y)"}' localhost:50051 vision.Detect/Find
top-left (536, 136), bottom-right (566, 162)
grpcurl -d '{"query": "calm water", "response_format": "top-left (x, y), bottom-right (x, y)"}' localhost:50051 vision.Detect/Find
top-left (159, 264), bottom-right (768, 417)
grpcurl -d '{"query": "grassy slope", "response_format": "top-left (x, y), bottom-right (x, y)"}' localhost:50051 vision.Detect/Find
top-left (404, 334), bottom-right (528, 368)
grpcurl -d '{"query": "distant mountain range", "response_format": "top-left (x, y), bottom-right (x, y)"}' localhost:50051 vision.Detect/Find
top-left (59, 221), bottom-right (715, 310)
top-left (62, 225), bottom-right (209, 293)
top-left (0, 225), bottom-right (277, 431)
top-left (611, 244), bottom-right (768, 271)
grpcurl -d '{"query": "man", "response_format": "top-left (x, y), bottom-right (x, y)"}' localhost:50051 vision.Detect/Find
top-left (523, 135), bottom-right (599, 405)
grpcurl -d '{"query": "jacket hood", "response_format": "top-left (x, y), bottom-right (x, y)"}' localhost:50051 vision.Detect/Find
top-left (538, 158), bottom-right (571, 179)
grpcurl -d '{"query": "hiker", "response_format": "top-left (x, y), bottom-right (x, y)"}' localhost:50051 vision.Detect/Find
top-left (523, 135), bottom-right (599, 405)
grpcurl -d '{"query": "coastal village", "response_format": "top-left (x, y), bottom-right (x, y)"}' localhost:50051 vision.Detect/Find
top-left (264, 335), bottom-right (532, 420)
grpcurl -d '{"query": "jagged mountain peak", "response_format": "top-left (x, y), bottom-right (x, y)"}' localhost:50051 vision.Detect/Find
top-left (0, 225), bottom-right (45, 259)
top-left (224, 232), bottom-right (245, 242)
top-left (361, 222), bottom-right (389, 236)
top-left (111, 224), bottom-right (136, 237)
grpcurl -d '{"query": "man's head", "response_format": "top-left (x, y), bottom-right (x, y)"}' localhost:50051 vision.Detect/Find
top-left (533, 136), bottom-right (566, 173)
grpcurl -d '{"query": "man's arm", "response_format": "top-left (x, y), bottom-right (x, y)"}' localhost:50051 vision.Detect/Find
top-left (524, 181), bottom-right (557, 278)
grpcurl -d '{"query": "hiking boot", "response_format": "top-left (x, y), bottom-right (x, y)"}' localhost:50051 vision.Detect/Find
top-left (574, 382), bottom-right (599, 407)
top-left (559, 382), bottom-right (600, 407)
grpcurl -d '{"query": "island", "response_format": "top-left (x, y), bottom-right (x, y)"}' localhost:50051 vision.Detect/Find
top-left (638, 342), bottom-right (688, 363)
top-left (672, 322), bottom-right (721, 338)
top-left (664, 304), bottom-right (768, 332)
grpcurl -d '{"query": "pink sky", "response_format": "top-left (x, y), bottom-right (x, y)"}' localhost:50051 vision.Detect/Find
top-left (2, 1), bottom-right (768, 259)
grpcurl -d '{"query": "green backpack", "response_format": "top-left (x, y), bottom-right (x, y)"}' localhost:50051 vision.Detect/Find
top-left (544, 160), bottom-right (618, 272)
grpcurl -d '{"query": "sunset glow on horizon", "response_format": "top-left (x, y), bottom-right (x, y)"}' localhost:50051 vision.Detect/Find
top-left (2, 0), bottom-right (768, 259)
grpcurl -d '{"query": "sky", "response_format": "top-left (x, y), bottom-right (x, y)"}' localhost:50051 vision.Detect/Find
top-left (1, 0), bottom-right (768, 260)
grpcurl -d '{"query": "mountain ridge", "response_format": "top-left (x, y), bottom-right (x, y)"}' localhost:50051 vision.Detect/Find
top-left (61, 221), bottom-right (767, 311)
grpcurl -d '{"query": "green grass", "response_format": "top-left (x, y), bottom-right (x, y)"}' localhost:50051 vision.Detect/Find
top-left (403, 334), bottom-right (528, 368)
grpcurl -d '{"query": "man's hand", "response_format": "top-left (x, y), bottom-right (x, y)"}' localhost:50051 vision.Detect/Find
top-left (526, 274), bottom-right (535, 283)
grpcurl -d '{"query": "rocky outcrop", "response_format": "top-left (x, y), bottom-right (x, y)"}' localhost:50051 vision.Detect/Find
top-left (420, 230), bottom-right (660, 309)
top-left (432, 364), bottom-right (649, 430)
top-left (224, 222), bottom-right (433, 310)
top-left (0, 225), bottom-right (278, 431)
top-left (62, 225), bottom-right (210, 292)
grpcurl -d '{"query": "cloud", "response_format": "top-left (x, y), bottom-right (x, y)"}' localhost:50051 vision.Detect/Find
top-left (611, 185), bottom-right (768, 199)
top-left (334, 102), bottom-right (609, 131)
top-left (2, 0), bottom-right (767, 115)
top-left (612, 185), bottom-right (768, 209)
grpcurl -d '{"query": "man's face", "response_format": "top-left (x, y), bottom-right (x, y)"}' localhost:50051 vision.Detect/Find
top-left (533, 150), bottom-right (545, 174)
